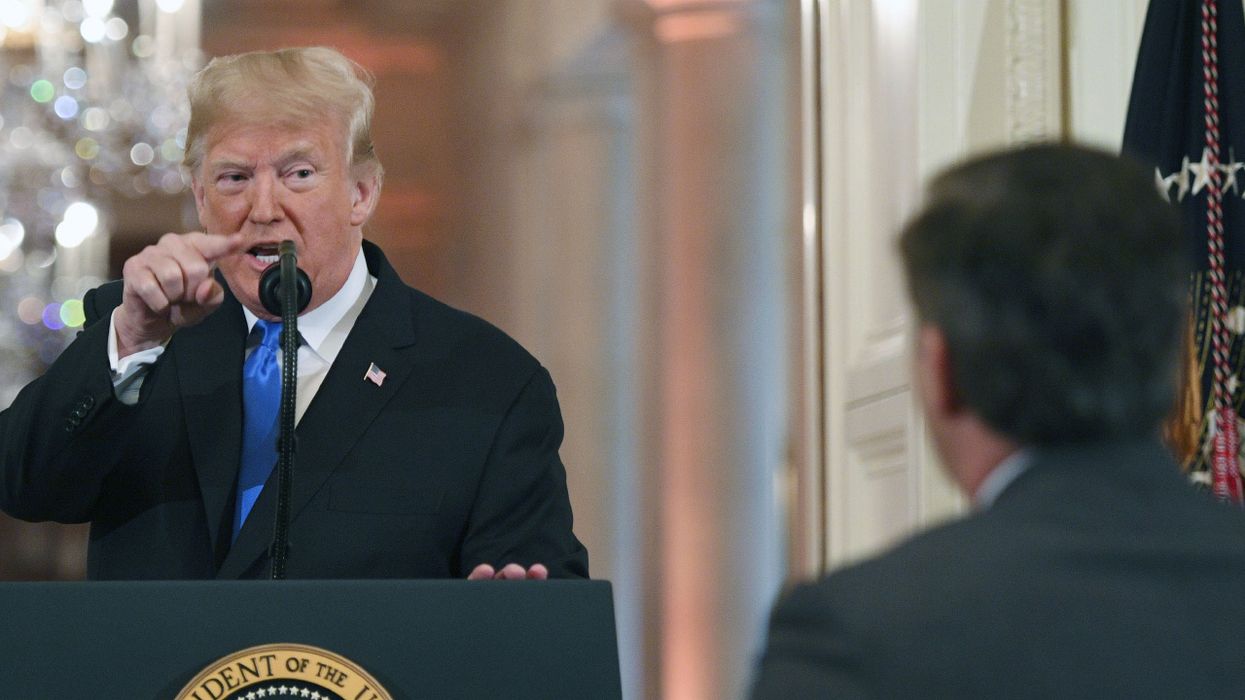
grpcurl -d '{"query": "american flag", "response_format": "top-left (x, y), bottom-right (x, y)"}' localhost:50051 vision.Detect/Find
top-left (364, 362), bottom-right (387, 387)
top-left (1123, 0), bottom-right (1245, 500)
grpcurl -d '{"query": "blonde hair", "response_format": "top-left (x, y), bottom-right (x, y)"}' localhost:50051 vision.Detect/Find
top-left (183, 46), bottom-right (383, 183)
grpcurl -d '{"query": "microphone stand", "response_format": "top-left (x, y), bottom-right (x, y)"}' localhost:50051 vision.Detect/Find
top-left (258, 240), bottom-right (311, 580)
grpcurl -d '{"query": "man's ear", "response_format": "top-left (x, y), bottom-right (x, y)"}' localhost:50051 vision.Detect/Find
top-left (349, 168), bottom-right (381, 226)
top-left (916, 325), bottom-right (963, 418)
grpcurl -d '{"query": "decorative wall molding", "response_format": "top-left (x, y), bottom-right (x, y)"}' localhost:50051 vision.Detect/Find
top-left (1005, 0), bottom-right (1062, 143)
top-left (844, 389), bottom-right (916, 559)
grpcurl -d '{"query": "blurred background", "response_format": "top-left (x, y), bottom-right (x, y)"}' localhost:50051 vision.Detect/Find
top-left (0, 0), bottom-right (1155, 698)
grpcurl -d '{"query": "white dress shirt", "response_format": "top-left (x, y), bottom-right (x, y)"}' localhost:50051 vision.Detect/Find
top-left (973, 448), bottom-right (1032, 510)
top-left (108, 249), bottom-right (375, 424)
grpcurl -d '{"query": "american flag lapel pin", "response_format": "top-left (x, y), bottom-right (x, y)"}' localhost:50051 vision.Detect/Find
top-left (364, 362), bottom-right (387, 387)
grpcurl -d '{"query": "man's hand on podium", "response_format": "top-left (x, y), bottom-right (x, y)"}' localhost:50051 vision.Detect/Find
top-left (467, 563), bottom-right (549, 580)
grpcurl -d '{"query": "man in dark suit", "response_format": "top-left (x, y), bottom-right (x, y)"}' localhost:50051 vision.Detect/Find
top-left (751, 144), bottom-right (1245, 698)
top-left (0, 47), bottom-right (587, 581)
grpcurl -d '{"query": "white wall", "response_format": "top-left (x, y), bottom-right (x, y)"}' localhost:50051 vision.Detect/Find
top-left (1066, 0), bottom-right (1149, 149)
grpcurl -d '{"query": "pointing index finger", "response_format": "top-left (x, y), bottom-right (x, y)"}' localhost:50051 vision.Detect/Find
top-left (184, 232), bottom-right (248, 263)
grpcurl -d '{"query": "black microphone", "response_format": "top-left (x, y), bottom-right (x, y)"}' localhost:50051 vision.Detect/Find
top-left (255, 239), bottom-right (310, 580)
top-left (258, 241), bottom-right (311, 316)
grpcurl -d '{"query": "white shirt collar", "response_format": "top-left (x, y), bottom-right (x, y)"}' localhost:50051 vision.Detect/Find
top-left (241, 248), bottom-right (369, 359)
top-left (973, 448), bottom-right (1032, 510)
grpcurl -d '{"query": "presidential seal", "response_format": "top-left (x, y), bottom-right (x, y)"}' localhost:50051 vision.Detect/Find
top-left (175, 643), bottom-right (393, 700)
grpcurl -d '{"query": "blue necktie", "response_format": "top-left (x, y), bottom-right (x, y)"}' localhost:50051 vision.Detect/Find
top-left (234, 320), bottom-right (282, 540)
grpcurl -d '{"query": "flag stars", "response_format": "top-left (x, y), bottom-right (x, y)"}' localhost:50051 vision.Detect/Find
top-left (1156, 156), bottom-right (1192, 201)
top-left (1155, 149), bottom-right (1245, 202)
top-left (1223, 159), bottom-right (1245, 194)
top-left (1190, 148), bottom-right (1216, 195)
top-left (1176, 155), bottom-right (1192, 200)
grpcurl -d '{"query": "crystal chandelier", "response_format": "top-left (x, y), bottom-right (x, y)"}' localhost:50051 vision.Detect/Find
top-left (0, 0), bottom-right (199, 404)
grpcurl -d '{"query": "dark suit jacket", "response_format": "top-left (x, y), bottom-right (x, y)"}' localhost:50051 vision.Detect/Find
top-left (751, 441), bottom-right (1245, 699)
top-left (0, 241), bottom-right (588, 580)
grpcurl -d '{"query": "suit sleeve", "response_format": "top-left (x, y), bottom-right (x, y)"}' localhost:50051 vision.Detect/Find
top-left (0, 283), bottom-right (145, 523)
top-left (459, 365), bottom-right (589, 578)
top-left (749, 582), bottom-right (873, 700)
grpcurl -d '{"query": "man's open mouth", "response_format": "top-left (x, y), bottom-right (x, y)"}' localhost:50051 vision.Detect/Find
top-left (249, 244), bottom-right (280, 265)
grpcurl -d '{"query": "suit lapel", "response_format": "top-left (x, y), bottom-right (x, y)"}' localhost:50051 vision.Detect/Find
top-left (217, 243), bottom-right (418, 578)
top-left (174, 290), bottom-right (247, 564)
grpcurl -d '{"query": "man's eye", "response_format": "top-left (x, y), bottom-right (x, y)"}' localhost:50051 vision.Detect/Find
top-left (221, 173), bottom-right (246, 183)
top-left (293, 169), bottom-right (314, 178)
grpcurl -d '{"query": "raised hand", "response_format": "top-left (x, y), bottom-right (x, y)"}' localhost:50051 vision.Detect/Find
top-left (114, 232), bottom-right (248, 358)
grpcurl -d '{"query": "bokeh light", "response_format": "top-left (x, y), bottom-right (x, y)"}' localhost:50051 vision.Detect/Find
top-left (17, 297), bottom-right (44, 325)
top-left (0, 248), bottom-right (24, 273)
top-left (130, 142), bottom-right (154, 166)
top-left (59, 300), bottom-right (86, 328)
top-left (149, 104), bottom-right (176, 130)
top-left (160, 171), bottom-right (183, 193)
top-left (160, 138), bottom-right (183, 162)
top-left (26, 249), bottom-right (57, 270)
top-left (59, 166), bottom-right (81, 188)
top-left (75, 137), bottom-right (100, 159)
top-left (9, 126), bottom-right (33, 149)
top-left (41, 303), bottom-right (65, 330)
top-left (1, 0), bottom-right (197, 374)
top-left (55, 201), bottom-right (99, 248)
top-left (54, 95), bottom-right (79, 119)
top-left (61, 0), bottom-right (86, 23)
top-left (30, 80), bottom-right (54, 103)
top-left (82, 0), bottom-right (114, 18)
top-left (0, 218), bottom-right (25, 260)
top-left (131, 34), bottom-right (154, 58)
top-left (80, 17), bottom-right (106, 43)
top-left (82, 106), bottom-right (109, 131)
top-left (1, 2), bottom-right (30, 30)
top-left (104, 16), bottom-right (126, 40)
top-left (63, 67), bottom-right (87, 90)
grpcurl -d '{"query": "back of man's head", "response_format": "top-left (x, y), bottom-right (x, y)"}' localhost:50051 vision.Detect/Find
top-left (900, 143), bottom-right (1187, 446)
